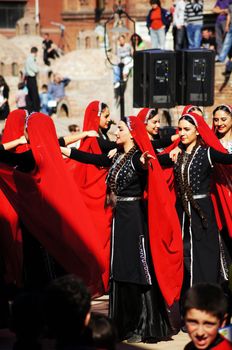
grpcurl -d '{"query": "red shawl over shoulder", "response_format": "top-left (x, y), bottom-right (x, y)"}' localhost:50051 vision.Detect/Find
top-left (0, 109), bottom-right (29, 285)
top-left (0, 112), bottom-right (105, 295)
top-left (129, 116), bottom-right (183, 307)
top-left (65, 101), bottom-right (112, 291)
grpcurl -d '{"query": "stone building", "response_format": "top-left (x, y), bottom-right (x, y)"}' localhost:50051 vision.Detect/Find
top-left (0, 0), bottom-right (217, 51)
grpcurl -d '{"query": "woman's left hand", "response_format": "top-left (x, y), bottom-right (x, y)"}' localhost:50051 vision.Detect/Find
top-left (140, 151), bottom-right (156, 168)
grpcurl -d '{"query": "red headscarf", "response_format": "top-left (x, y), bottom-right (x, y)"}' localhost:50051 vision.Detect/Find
top-left (182, 112), bottom-right (232, 238)
top-left (65, 101), bottom-right (113, 292)
top-left (0, 112), bottom-right (105, 295)
top-left (127, 116), bottom-right (183, 307)
top-left (181, 105), bottom-right (203, 116)
top-left (0, 109), bottom-right (29, 286)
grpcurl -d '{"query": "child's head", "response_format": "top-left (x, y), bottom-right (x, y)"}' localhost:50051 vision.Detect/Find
top-left (18, 82), bottom-right (25, 90)
top-left (41, 84), bottom-right (48, 93)
top-left (89, 313), bottom-right (117, 350)
top-left (183, 283), bottom-right (228, 349)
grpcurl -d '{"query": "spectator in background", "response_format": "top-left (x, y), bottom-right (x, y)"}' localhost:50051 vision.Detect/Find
top-left (113, 35), bottom-right (133, 89)
top-left (0, 76), bottom-right (10, 120)
top-left (24, 47), bottom-right (40, 112)
top-left (67, 124), bottom-right (81, 148)
top-left (42, 33), bottom-right (59, 66)
top-left (172, 0), bottom-right (187, 50)
top-left (130, 33), bottom-right (146, 53)
top-left (15, 82), bottom-right (27, 110)
top-left (184, 0), bottom-right (204, 49)
top-left (217, 0), bottom-right (232, 62)
top-left (48, 73), bottom-right (70, 102)
top-left (201, 28), bottom-right (217, 50)
top-left (146, 0), bottom-right (170, 49)
top-left (39, 84), bottom-right (53, 115)
top-left (213, 0), bottom-right (229, 55)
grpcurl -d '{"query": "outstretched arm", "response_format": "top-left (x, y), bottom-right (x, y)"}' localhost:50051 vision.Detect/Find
top-left (60, 147), bottom-right (111, 167)
top-left (1, 136), bottom-right (27, 150)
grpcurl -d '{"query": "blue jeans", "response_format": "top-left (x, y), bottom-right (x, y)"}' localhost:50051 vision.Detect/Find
top-left (186, 24), bottom-right (202, 49)
top-left (218, 25), bottom-right (232, 62)
top-left (150, 27), bottom-right (166, 49)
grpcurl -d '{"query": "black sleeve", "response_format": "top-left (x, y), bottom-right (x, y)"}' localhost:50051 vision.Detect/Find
top-left (70, 148), bottom-right (111, 167)
top-left (151, 135), bottom-right (172, 150)
top-left (210, 148), bottom-right (232, 164)
top-left (0, 149), bottom-right (35, 171)
top-left (0, 144), bottom-right (4, 151)
top-left (58, 137), bottom-right (65, 147)
top-left (97, 138), bottom-right (117, 153)
top-left (157, 153), bottom-right (174, 167)
top-left (131, 152), bottom-right (147, 173)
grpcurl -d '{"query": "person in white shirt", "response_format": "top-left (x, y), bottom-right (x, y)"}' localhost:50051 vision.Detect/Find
top-left (173, 0), bottom-right (187, 49)
top-left (24, 47), bottom-right (40, 112)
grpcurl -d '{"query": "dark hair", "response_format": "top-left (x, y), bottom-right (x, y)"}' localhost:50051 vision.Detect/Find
top-left (44, 275), bottom-right (91, 341)
top-left (188, 106), bottom-right (203, 114)
top-left (176, 115), bottom-right (207, 228)
top-left (41, 84), bottom-right (48, 90)
top-left (148, 108), bottom-right (159, 120)
top-left (31, 47), bottom-right (38, 53)
top-left (150, 0), bottom-right (161, 6)
top-left (183, 283), bottom-right (228, 323)
top-left (0, 75), bottom-right (7, 87)
top-left (68, 124), bottom-right (79, 132)
top-left (130, 33), bottom-right (143, 46)
top-left (89, 313), bottom-right (117, 350)
top-left (101, 102), bottom-right (109, 113)
top-left (213, 104), bottom-right (232, 117)
top-left (18, 82), bottom-right (25, 90)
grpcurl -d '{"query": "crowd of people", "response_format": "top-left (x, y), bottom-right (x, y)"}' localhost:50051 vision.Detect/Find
top-left (0, 100), bottom-right (231, 349)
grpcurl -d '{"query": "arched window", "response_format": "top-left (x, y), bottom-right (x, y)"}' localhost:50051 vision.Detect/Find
top-left (12, 62), bottom-right (18, 76)
top-left (85, 36), bottom-right (91, 49)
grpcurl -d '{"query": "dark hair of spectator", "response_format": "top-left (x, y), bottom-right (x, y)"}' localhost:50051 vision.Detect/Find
top-left (68, 124), bottom-right (79, 133)
top-left (0, 75), bottom-right (8, 87)
top-left (150, 0), bottom-right (161, 7)
top-left (130, 33), bottom-right (143, 46)
top-left (44, 275), bottom-right (91, 341)
top-left (89, 313), bottom-right (117, 350)
top-left (42, 84), bottom-right (48, 90)
top-left (18, 82), bottom-right (25, 90)
top-left (31, 47), bottom-right (38, 53)
top-left (183, 283), bottom-right (228, 323)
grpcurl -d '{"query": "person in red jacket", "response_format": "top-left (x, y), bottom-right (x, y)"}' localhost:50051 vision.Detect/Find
top-left (183, 283), bottom-right (232, 349)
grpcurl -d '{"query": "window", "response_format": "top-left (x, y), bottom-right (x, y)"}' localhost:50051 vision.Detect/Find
top-left (0, 2), bottom-right (25, 28)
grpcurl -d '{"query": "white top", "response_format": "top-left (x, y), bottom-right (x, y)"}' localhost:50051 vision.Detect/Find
top-left (173, 0), bottom-right (186, 27)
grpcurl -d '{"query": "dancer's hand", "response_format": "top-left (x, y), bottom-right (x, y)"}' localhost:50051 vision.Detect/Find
top-left (140, 151), bottom-right (156, 169)
top-left (169, 147), bottom-right (182, 163)
top-left (108, 148), bottom-right (117, 158)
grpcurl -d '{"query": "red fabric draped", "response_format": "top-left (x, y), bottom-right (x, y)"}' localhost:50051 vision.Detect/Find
top-left (65, 101), bottom-right (112, 292)
top-left (128, 116), bottom-right (183, 307)
top-left (184, 112), bottom-right (232, 238)
top-left (0, 109), bottom-right (29, 286)
top-left (0, 112), bottom-right (105, 295)
top-left (137, 108), bottom-right (177, 202)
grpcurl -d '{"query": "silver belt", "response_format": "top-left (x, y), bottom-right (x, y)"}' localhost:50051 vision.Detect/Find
top-left (116, 196), bottom-right (142, 202)
top-left (193, 194), bottom-right (209, 199)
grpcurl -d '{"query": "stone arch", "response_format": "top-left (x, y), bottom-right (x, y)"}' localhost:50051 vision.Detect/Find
top-left (12, 63), bottom-right (19, 77)
top-left (85, 36), bottom-right (91, 49)
top-left (24, 23), bottom-right (30, 35)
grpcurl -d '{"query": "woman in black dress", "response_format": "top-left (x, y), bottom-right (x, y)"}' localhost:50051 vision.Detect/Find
top-left (61, 116), bottom-right (183, 343)
top-left (156, 112), bottom-right (232, 296)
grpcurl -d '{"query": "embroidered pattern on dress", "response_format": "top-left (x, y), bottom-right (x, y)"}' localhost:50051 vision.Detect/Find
top-left (139, 235), bottom-right (152, 285)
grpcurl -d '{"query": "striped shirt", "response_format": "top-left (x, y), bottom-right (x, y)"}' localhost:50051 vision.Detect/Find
top-left (184, 0), bottom-right (204, 25)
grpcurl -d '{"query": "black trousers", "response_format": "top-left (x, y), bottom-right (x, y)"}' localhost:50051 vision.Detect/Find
top-left (26, 76), bottom-right (40, 113)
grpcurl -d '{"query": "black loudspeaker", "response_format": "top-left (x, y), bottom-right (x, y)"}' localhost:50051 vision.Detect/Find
top-left (176, 49), bottom-right (215, 106)
top-left (133, 49), bottom-right (176, 108)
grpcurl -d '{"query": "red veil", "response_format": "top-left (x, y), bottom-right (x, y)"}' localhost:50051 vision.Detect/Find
top-left (65, 101), bottom-right (112, 291)
top-left (0, 110), bottom-right (29, 286)
top-left (183, 112), bottom-right (232, 238)
top-left (128, 116), bottom-right (183, 307)
top-left (137, 108), bottom-right (177, 200)
top-left (0, 112), bottom-right (105, 295)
